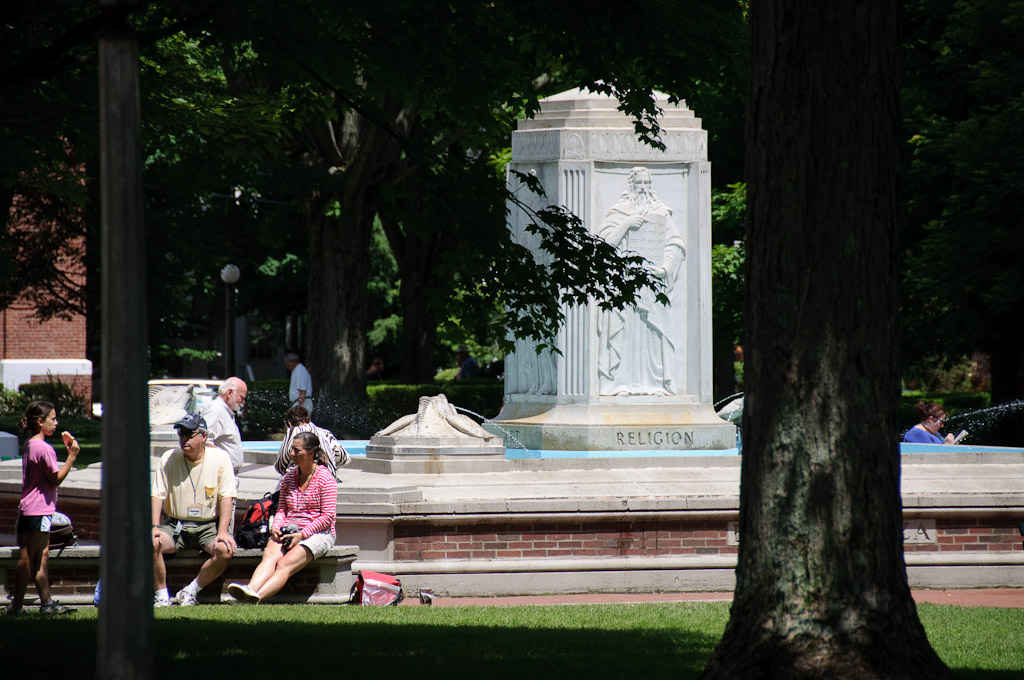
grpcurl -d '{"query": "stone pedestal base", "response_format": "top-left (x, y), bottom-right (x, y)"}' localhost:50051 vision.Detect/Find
top-left (486, 402), bottom-right (736, 451)
top-left (150, 427), bottom-right (176, 458)
top-left (364, 436), bottom-right (507, 474)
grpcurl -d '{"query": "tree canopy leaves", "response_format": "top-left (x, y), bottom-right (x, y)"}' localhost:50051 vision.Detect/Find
top-left (901, 0), bottom-right (1024, 426)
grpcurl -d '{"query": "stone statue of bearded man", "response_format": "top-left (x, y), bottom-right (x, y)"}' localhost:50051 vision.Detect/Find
top-left (597, 167), bottom-right (686, 396)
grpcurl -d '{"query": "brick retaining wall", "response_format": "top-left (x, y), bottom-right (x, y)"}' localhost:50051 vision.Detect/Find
top-left (394, 520), bottom-right (738, 560)
top-left (1, 492), bottom-right (103, 542)
top-left (3, 491), bottom-right (1019, 558)
top-left (392, 516), bottom-right (1021, 561)
top-left (903, 517), bottom-right (1022, 552)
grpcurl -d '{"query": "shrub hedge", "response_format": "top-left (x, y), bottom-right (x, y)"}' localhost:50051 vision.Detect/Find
top-left (899, 391), bottom-right (993, 442)
top-left (900, 392), bottom-right (990, 423)
top-left (0, 377), bottom-right (90, 419)
top-left (366, 379), bottom-right (504, 433)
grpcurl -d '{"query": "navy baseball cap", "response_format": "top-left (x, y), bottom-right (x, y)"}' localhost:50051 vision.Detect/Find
top-left (174, 413), bottom-right (208, 433)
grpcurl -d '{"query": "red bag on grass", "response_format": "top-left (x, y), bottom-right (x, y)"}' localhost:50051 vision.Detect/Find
top-left (350, 570), bottom-right (405, 606)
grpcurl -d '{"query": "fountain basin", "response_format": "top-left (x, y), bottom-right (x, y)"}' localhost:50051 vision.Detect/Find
top-left (238, 440), bottom-right (1024, 465)
top-left (5, 437), bottom-right (1020, 598)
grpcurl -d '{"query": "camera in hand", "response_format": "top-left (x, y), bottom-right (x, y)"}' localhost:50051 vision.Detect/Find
top-left (280, 524), bottom-right (300, 548)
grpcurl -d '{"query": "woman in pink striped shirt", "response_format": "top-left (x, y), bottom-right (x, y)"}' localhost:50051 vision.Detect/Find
top-left (228, 432), bottom-right (336, 603)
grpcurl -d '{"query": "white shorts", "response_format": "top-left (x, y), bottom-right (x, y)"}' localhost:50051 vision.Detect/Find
top-left (297, 532), bottom-right (334, 559)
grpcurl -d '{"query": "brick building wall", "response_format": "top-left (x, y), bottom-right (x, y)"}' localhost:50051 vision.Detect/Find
top-left (1, 305), bottom-right (91, 401)
top-left (2, 186), bottom-right (92, 400)
top-left (2, 306), bottom-right (86, 359)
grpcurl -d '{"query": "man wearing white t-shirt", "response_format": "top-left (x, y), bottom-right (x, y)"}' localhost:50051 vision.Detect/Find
top-left (201, 376), bottom-right (247, 475)
top-left (284, 352), bottom-right (313, 416)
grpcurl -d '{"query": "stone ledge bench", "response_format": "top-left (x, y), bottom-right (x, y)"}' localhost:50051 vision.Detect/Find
top-left (0, 544), bottom-right (359, 605)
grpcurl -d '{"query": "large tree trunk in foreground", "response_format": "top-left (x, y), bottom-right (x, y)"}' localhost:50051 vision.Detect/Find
top-left (702, 3), bottom-right (952, 678)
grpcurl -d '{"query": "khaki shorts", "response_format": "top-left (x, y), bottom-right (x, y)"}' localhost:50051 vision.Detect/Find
top-left (296, 532), bottom-right (334, 560)
top-left (159, 519), bottom-right (218, 553)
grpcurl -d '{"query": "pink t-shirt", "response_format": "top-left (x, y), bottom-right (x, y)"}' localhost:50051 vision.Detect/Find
top-left (19, 438), bottom-right (60, 516)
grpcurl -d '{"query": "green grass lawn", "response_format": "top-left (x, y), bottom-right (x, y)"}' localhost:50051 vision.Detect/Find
top-left (0, 602), bottom-right (1020, 678)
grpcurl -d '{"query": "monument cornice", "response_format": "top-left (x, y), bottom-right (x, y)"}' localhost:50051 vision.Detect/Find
top-left (510, 128), bottom-right (708, 163)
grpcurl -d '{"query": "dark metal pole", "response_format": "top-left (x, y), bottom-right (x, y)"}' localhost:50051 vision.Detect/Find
top-left (96, 3), bottom-right (153, 678)
top-left (225, 281), bottom-right (234, 376)
top-left (220, 264), bottom-right (239, 378)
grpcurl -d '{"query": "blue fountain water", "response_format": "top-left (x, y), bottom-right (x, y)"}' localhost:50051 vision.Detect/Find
top-left (240, 398), bottom-right (1024, 460)
top-left (244, 439), bottom-right (369, 457)
top-left (938, 399), bottom-right (1024, 444)
top-left (242, 438), bottom-right (1024, 459)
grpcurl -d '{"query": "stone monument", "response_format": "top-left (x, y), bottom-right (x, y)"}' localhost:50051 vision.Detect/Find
top-left (488, 88), bottom-right (735, 451)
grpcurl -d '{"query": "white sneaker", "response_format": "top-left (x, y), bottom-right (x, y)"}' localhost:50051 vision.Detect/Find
top-left (227, 582), bottom-right (260, 603)
top-left (153, 594), bottom-right (172, 608)
top-left (175, 589), bottom-right (199, 607)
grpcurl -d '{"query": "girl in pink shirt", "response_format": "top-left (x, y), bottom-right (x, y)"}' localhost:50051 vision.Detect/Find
top-left (7, 401), bottom-right (80, 616)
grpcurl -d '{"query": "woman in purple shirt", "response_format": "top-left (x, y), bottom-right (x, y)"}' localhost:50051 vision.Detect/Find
top-left (7, 401), bottom-right (80, 615)
top-left (902, 401), bottom-right (955, 444)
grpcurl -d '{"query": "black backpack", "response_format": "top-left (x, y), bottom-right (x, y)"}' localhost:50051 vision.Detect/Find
top-left (236, 492), bottom-right (278, 549)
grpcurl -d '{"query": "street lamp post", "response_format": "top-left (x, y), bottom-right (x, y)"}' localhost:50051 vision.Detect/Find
top-left (220, 264), bottom-right (240, 377)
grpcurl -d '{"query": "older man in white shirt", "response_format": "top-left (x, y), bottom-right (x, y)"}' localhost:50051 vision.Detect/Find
top-left (202, 376), bottom-right (247, 475)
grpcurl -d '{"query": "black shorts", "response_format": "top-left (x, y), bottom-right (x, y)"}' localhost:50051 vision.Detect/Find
top-left (17, 514), bottom-right (52, 534)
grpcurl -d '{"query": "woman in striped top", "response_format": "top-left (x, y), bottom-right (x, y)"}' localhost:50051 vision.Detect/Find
top-left (228, 432), bottom-right (336, 603)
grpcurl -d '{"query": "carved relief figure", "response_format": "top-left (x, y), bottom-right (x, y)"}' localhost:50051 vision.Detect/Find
top-left (505, 167), bottom-right (558, 396)
top-left (507, 337), bottom-right (557, 395)
top-left (597, 167), bottom-right (685, 395)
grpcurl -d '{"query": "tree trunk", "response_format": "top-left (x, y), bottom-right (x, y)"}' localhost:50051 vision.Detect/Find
top-left (396, 259), bottom-right (440, 383)
top-left (379, 211), bottom-right (446, 383)
top-left (305, 189), bottom-right (370, 403)
top-left (702, 3), bottom-right (953, 678)
top-left (303, 105), bottom-right (410, 432)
